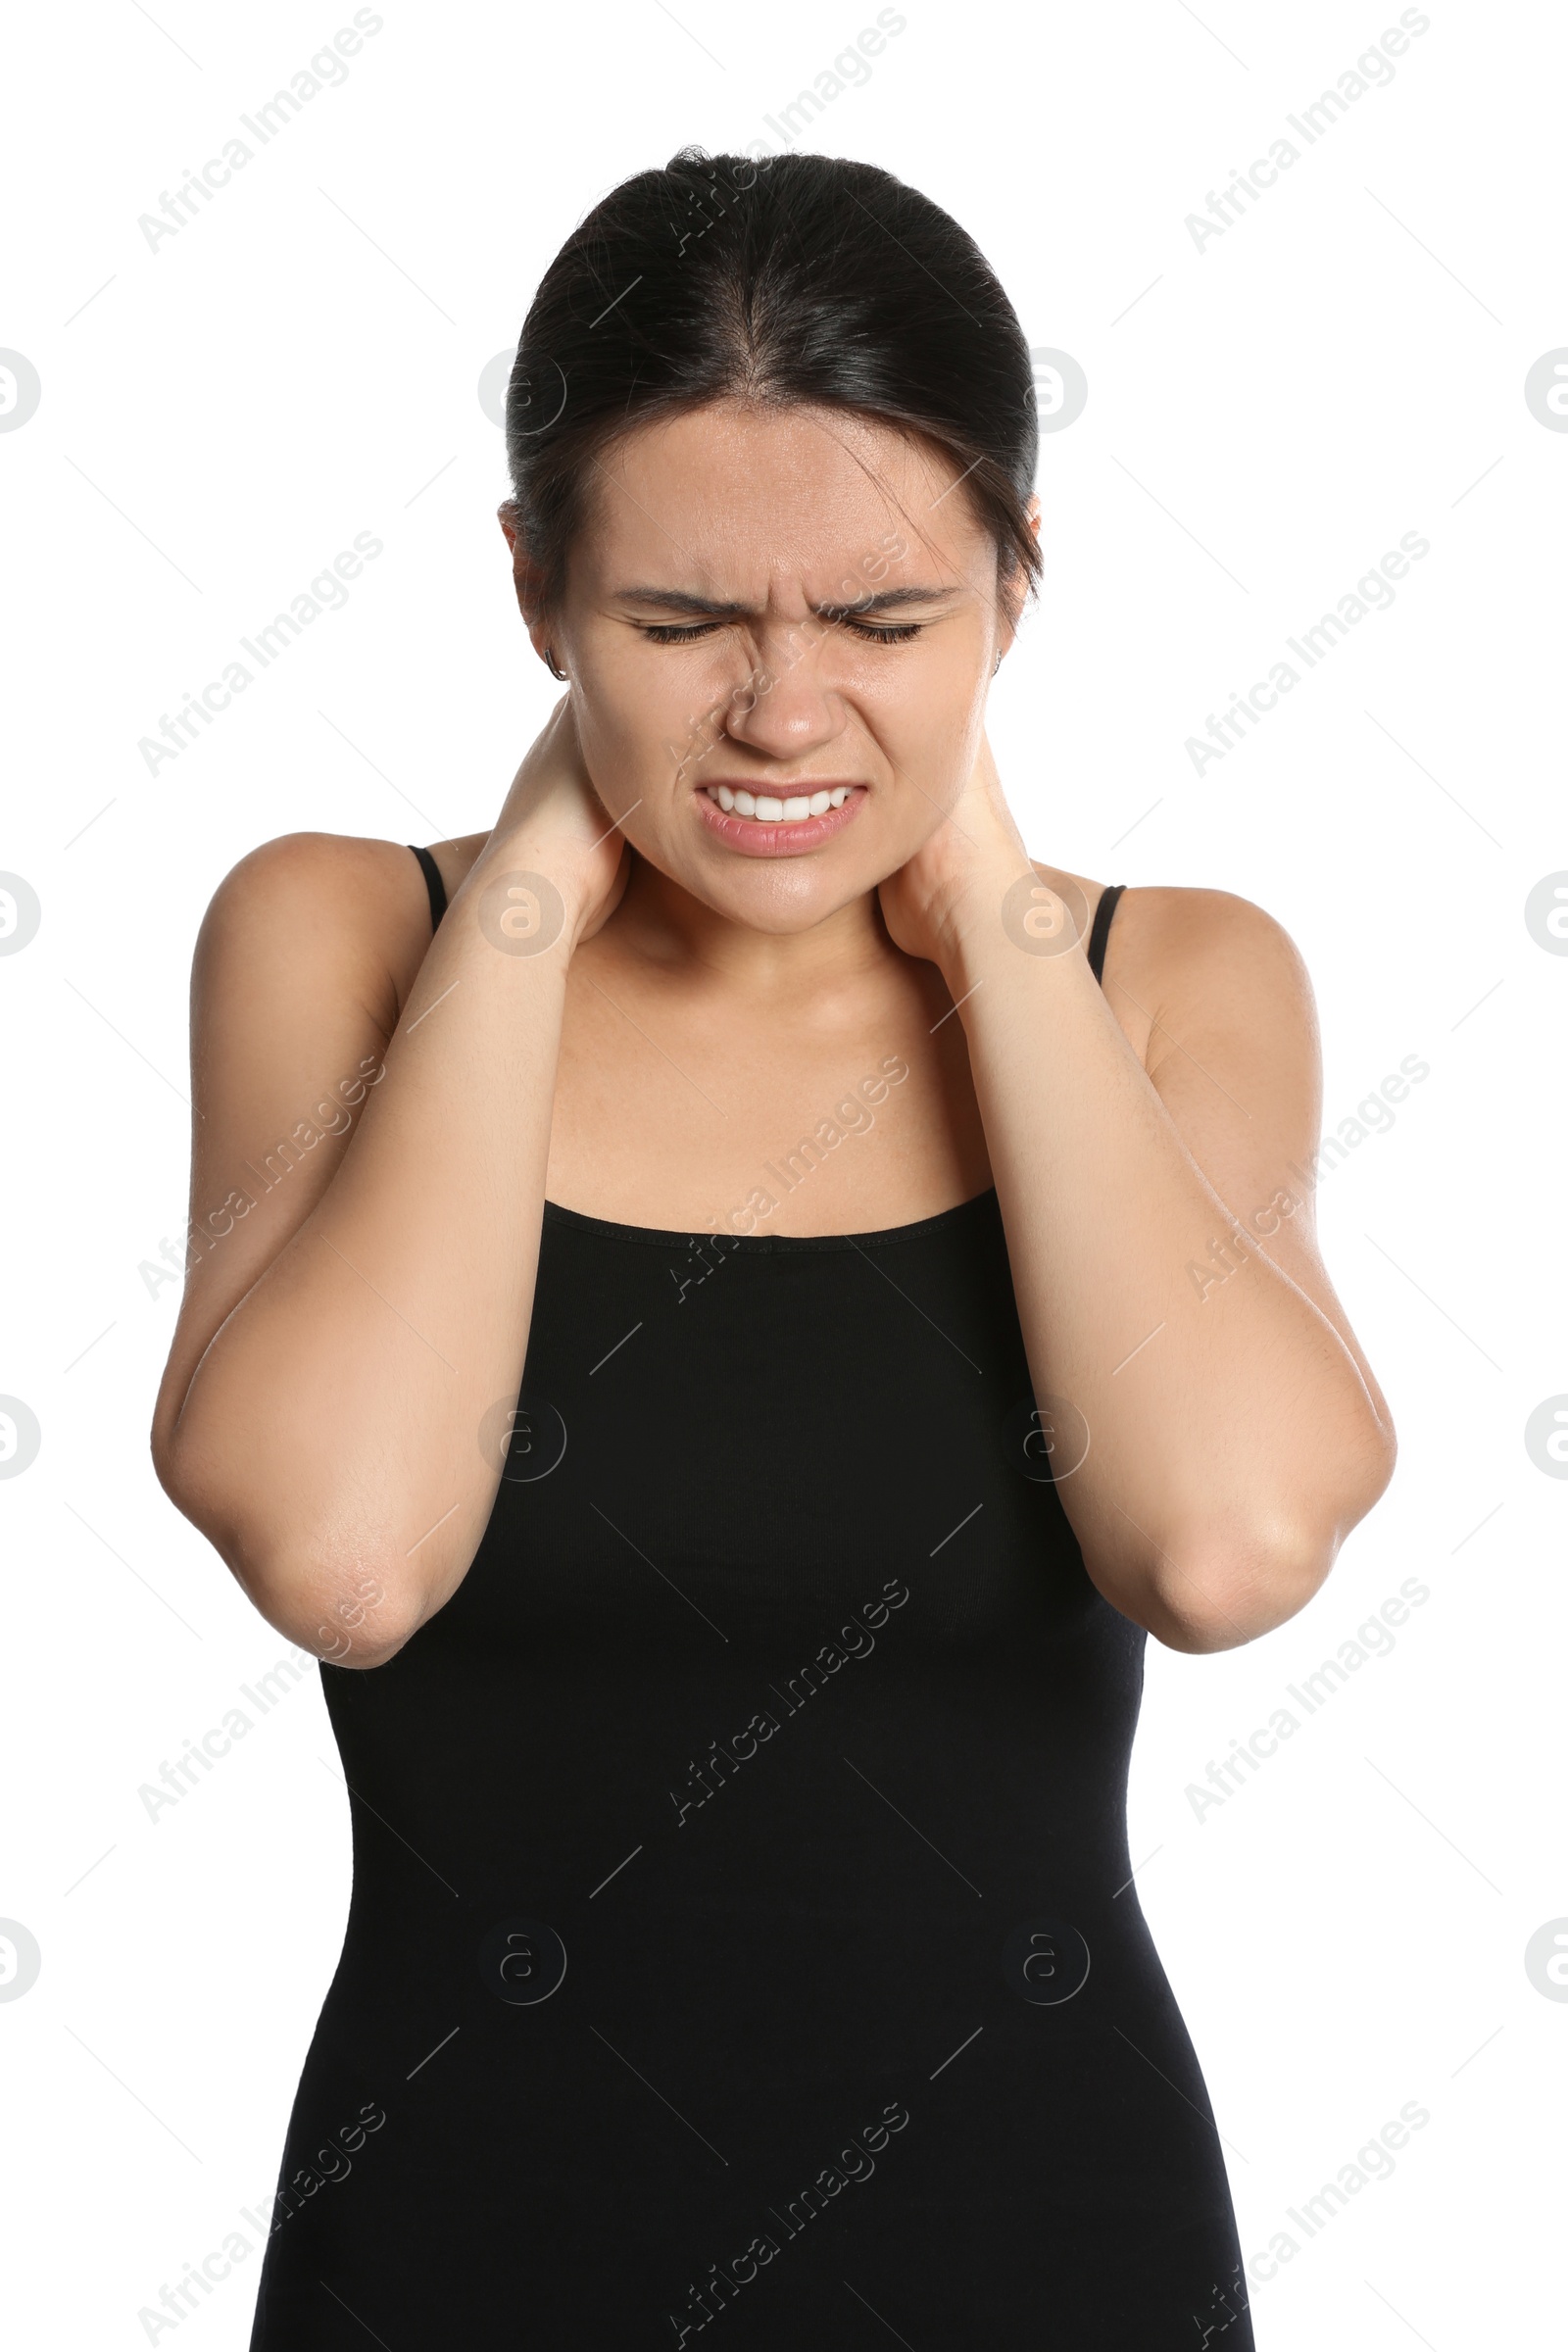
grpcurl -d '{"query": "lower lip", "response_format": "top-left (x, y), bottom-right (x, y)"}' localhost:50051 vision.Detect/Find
top-left (695, 787), bottom-right (866, 858)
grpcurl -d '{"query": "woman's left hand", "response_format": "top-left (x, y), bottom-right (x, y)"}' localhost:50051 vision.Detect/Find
top-left (876, 727), bottom-right (1036, 971)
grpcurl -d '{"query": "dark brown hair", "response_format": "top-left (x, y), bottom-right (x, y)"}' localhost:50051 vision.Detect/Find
top-left (501, 148), bottom-right (1041, 622)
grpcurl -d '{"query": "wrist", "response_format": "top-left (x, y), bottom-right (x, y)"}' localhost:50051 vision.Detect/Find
top-left (932, 861), bottom-right (1092, 998)
top-left (466, 828), bottom-right (597, 959)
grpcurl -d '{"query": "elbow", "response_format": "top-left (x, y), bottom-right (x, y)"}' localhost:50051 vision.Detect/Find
top-left (153, 1437), bottom-right (425, 1670)
top-left (240, 1538), bottom-right (428, 1670)
top-left (239, 1544), bottom-right (427, 1670)
top-left (1147, 1499), bottom-right (1380, 1656)
top-left (1152, 1417), bottom-right (1399, 1654)
top-left (1149, 1531), bottom-right (1332, 1653)
top-left (1150, 1553), bottom-right (1326, 1653)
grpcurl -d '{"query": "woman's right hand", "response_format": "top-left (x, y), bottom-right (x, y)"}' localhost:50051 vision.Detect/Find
top-left (482, 694), bottom-right (632, 946)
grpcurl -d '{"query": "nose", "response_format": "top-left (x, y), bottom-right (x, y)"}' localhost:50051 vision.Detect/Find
top-left (716, 621), bottom-right (852, 764)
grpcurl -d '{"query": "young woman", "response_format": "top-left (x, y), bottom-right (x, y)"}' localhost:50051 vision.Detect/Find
top-left (153, 150), bottom-right (1394, 2348)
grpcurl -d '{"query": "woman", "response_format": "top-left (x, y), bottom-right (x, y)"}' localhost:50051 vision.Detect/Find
top-left (153, 151), bottom-right (1394, 2347)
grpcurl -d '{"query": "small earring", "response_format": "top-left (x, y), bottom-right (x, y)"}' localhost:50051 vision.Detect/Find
top-left (544, 648), bottom-right (566, 681)
top-left (992, 651), bottom-right (1003, 676)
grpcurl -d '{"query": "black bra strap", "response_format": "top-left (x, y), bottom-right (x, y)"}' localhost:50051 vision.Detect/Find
top-left (408, 843), bottom-right (448, 932)
top-left (1087, 883), bottom-right (1125, 987)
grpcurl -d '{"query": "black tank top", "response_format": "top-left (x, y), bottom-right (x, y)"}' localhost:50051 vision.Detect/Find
top-left (247, 857), bottom-right (1253, 2350)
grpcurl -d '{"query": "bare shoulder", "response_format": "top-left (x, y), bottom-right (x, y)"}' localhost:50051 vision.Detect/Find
top-left (1103, 885), bottom-right (1315, 1084)
top-left (1098, 886), bottom-right (1324, 1178)
top-left (196, 830), bottom-right (466, 1027)
top-left (201, 828), bottom-right (424, 939)
top-left (1031, 864), bottom-right (1313, 1077)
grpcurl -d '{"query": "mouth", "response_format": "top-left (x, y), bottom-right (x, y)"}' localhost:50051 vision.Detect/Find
top-left (695, 782), bottom-right (866, 858)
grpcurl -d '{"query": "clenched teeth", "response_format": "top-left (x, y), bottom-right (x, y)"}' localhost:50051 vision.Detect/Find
top-left (705, 785), bottom-right (851, 822)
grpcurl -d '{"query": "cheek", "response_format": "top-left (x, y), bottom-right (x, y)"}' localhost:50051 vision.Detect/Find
top-left (578, 640), bottom-right (731, 769)
top-left (861, 653), bottom-right (985, 795)
top-left (573, 664), bottom-right (672, 776)
top-left (571, 670), bottom-right (722, 850)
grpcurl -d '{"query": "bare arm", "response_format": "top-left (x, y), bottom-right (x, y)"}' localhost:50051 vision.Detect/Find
top-left (881, 745), bottom-right (1396, 1655)
top-left (151, 703), bottom-right (627, 1666)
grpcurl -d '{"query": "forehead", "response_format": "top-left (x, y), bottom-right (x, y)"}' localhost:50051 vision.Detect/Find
top-left (571, 398), bottom-right (993, 597)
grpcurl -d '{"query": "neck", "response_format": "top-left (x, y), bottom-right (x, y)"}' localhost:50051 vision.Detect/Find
top-left (602, 851), bottom-right (898, 997)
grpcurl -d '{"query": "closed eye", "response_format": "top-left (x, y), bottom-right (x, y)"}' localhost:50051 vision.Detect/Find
top-left (641, 619), bottom-right (923, 646)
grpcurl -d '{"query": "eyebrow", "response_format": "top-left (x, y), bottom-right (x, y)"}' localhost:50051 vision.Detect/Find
top-left (611, 584), bottom-right (963, 622)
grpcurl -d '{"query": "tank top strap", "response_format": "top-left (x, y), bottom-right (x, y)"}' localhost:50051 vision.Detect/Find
top-left (408, 843), bottom-right (448, 931)
top-left (409, 843), bottom-right (1122, 977)
top-left (1087, 882), bottom-right (1126, 987)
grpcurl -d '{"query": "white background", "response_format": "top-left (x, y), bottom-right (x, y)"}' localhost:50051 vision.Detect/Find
top-left (2, 1), bottom-right (1564, 2344)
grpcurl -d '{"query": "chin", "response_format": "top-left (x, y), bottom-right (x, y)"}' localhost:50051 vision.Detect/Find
top-left (682, 853), bottom-right (870, 934)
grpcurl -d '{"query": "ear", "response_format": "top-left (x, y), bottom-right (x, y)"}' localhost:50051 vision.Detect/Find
top-left (497, 501), bottom-right (557, 669)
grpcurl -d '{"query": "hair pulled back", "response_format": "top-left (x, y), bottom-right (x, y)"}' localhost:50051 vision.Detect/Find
top-left (503, 149), bottom-right (1041, 621)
